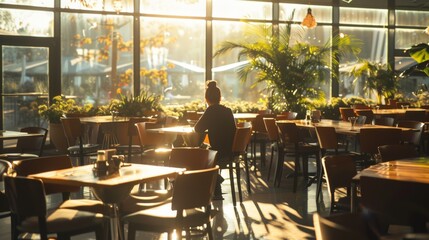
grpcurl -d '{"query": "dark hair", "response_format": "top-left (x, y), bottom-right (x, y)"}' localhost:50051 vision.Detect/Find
top-left (205, 80), bottom-right (221, 104)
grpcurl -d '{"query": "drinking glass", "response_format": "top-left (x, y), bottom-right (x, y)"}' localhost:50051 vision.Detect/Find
top-left (349, 116), bottom-right (357, 130)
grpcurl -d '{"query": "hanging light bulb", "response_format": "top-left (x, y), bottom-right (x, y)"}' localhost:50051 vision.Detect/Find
top-left (301, 8), bottom-right (317, 29)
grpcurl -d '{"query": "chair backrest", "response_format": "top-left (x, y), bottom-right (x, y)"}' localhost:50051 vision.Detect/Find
top-left (359, 128), bottom-right (402, 155)
top-left (315, 126), bottom-right (339, 151)
top-left (232, 127), bottom-right (252, 154)
top-left (322, 155), bottom-right (357, 201)
top-left (276, 122), bottom-right (301, 145)
top-left (313, 213), bottom-right (370, 240)
top-left (277, 112), bottom-right (298, 120)
top-left (373, 117), bottom-right (395, 126)
top-left (0, 160), bottom-right (13, 215)
top-left (251, 114), bottom-right (276, 133)
top-left (61, 117), bottom-right (84, 147)
top-left (263, 118), bottom-right (279, 142)
top-left (12, 155), bottom-right (79, 196)
top-left (169, 147), bottom-right (217, 170)
top-left (16, 127), bottom-right (48, 156)
top-left (339, 108), bottom-right (356, 122)
top-left (404, 110), bottom-right (426, 122)
top-left (397, 120), bottom-right (425, 146)
top-left (4, 175), bottom-right (47, 219)
top-left (171, 166), bottom-right (218, 211)
top-left (378, 144), bottom-right (418, 162)
top-left (135, 121), bottom-right (168, 147)
top-left (360, 175), bottom-right (429, 230)
top-left (355, 110), bottom-right (374, 124)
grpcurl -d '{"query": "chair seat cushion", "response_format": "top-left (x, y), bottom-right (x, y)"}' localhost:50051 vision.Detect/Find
top-left (123, 203), bottom-right (211, 229)
top-left (19, 208), bottom-right (104, 234)
top-left (59, 199), bottom-right (108, 214)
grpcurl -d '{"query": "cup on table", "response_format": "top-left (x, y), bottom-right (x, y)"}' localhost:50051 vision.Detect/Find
top-left (348, 116), bottom-right (357, 130)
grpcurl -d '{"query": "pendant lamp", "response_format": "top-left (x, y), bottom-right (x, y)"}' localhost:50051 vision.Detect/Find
top-left (301, 8), bottom-right (317, 29)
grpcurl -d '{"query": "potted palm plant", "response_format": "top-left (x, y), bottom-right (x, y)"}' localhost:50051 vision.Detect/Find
top-left (213, 21), bottom-right (360, 114)
top-left (349, 60), bottom-right (397, 105)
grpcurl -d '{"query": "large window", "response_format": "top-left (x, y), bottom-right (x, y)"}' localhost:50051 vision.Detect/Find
top-left (61, 13), bottom-right (133, 106)
top-left (0, 8), bottom-right (53, 37)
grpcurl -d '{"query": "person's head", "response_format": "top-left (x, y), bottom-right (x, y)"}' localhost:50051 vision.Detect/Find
top-left (205, 80), bottom-right (221, 105)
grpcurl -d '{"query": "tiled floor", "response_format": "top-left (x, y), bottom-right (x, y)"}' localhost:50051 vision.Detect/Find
top-left (0, 149), bottom-right (331, 240)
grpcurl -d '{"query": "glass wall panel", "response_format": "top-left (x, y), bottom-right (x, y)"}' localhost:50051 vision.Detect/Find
top-left (338, 27), bottom-right (387, 99)
top-left (61, 13), bottom-right (133, 106)
top-left (280, 4), bottom-right (332, 23)
top-left (0, 9), bottom-right (53, 36)
top-left (213, 0), bottom-right (272, 20)
top-left (0, 0), bottom-right (53, 7)
top-left (395, 56), bottom-right (429, 100)
top-left (141, 17), bottom-right (205, 105)
top-left (140, 0), bottom-right (205, 17)
top-left (212, 21), bottom-right (269, 103)
top-left (340, 7), bottom-right (387, 25)
top-left (395, 29), bottom-right (428, 49)
top-left (2, 46), bottom-right (48, 130)
top-left (396, 10), bottom-right (429, 27)
top-left (61, 0), bottom-right (133, 13)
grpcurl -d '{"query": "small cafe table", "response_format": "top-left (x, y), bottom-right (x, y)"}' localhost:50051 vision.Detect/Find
top-left (351, 158), bottom-right (429, 213)
top-left (30, 163), bottom-right (185, 240)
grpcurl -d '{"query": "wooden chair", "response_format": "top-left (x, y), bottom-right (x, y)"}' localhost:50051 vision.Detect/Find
top-left (373, 117), bottom-right (395, 126)
top-left (116, 117), bottom-right (149, 163)
top-left (12, 155), bottom-right (106, 214)
top-left (339, 107), bottom-right (356, 122)
top-left (135, 121), bottom-right (173, 165)
top-left (397, 120), bottom-right (425, 154)
top-left (218, 126), bottom-right (252, 206)
top-left (322, 155), bottom-right (357, 213)
top-left (355, 110), bottom-right (374, 124)
top-left (61, 117), bottom-right (100, 166)
top-left (124, 167), bottom-right (219, 240)
top-left (0, 159), bottom-right (12, 219)
top-left (4, 176), bottom-right (106, 240)
top-left (250, 113), bottom-right (276, 171)
top-left (313, 213), bottom-right (371, 240)
top-left (0, 127), bottom-right (48, 161)
top-left (378, 144), bottom-right (418, 162)
top-left (120, 148), bottom-right (218, 216)
top-left (404, 110), bottom-right (426, 122)
top-left (263, 118), bottom-right (280, 181)
top-left (359, 128), bottom-right (402, 167)
top-left (275, 122), bottom-right (321, 192)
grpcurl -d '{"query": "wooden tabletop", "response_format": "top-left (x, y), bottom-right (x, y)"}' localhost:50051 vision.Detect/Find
top-left (372, 108), bottom-right (428, 115)
top-left (79, 115), bottom-right (156, 124)
top-left (146, 125), bottom-right (196, 135)
top-left (0, 130), bottom-right (43, 140)
top-left (276, 119), bottom-right (415, 136)
top-left (357, 158), bottom-right (429, 184)
top-left (29, 163), bottom-right (185, 188)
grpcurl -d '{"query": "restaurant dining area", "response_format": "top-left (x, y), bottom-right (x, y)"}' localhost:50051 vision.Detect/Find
top-left (2, 0), bottom-right (429, 240)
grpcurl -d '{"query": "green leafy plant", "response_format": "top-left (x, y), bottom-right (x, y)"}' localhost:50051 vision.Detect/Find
top-left (349, 60), bottom-right (397, 104)
top-left (113, 90), bottom-right (163, 117)
top-left (401, 43), bottom-right (429, 77)
top-left (38, 95), bottom-right (96, 123)
top-left (213, 21), bottom-right (361, 113)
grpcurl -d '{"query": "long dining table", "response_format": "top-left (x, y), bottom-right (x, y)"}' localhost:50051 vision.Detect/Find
top-left (29, 163), bottom-right (185, 240)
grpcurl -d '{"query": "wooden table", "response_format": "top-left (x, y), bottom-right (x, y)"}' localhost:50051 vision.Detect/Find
top-left (79, 116), bottom-right (157, 148)
top-left (147, 125), bottom-right (202, 147)
top-left (0, 130), bottom-right (43, 141)
top-left (351, 158), bottom-right (429, 213)
top-left (372, 108), bottom-right (428, 116)
top-left (30, 163), bottom-right (185, 240)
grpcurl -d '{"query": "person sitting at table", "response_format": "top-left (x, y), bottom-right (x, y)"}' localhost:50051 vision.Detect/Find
top-left (194, 80), bottom-right (237, 200)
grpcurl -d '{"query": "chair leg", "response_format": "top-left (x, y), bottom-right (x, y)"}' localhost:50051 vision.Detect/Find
top-left (267, 146), bottom-right (274, 181)
top-left (244, 153), bottom-right (251, 194)
top-left (235, 160), bottom-right (243, 203)
top-left (293, 155), bottom-right (300, 192)
top-left (228, 164), bottom-right (236, 206)
top-left (127, 223), bottom-right (136, 240)
top-left (206, 221), bottom-right (214, 240)
top-left (274, 148), bottom-right (285, 187)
